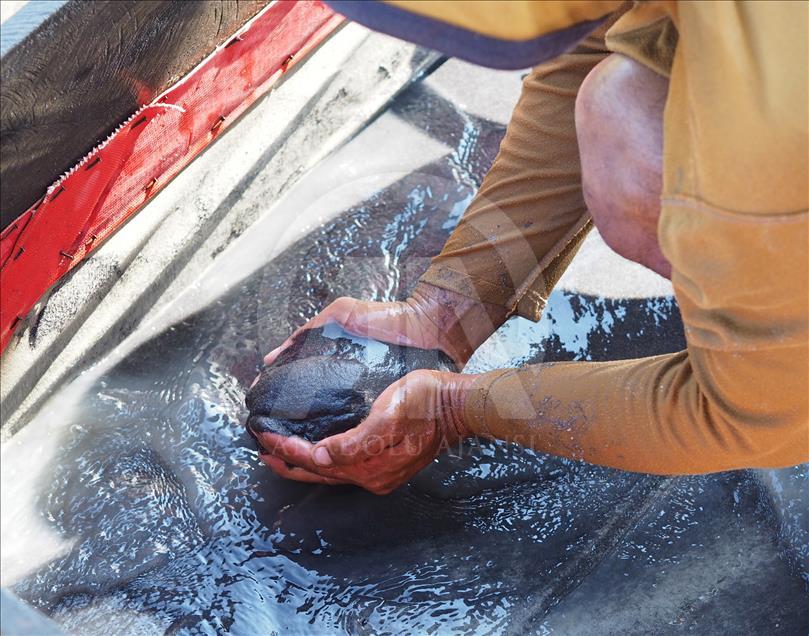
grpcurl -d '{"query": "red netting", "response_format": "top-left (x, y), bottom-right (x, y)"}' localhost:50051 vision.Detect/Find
top-left (0, 0), bottom-right (341, 352)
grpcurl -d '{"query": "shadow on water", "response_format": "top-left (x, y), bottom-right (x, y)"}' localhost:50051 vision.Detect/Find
top-left (6, 78), bottom-right (808, 635)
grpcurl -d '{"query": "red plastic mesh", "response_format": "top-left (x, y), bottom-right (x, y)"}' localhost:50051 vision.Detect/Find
top-left (0, 0), bottom-right (342, 353)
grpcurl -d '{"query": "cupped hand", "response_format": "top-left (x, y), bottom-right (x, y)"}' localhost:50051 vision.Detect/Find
top-left (262, 282), bottom-right (507, 370)
top-left (255, 369), bottom-right (477, 494)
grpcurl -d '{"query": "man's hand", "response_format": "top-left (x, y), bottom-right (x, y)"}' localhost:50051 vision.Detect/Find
top-left (262, 282), bottom-right (507, 370)
top-left (255, 369), bottom-right (477, 494)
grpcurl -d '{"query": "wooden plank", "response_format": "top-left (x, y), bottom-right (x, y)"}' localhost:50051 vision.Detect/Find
top-left (0, 0), bottom-right (267, 229)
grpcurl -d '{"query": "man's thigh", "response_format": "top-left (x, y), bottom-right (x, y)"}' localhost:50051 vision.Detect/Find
top-left (575, 53), bottom-right (672, 279)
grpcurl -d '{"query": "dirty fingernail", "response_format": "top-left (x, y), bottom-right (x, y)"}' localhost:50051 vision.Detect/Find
top-left (313, 447), bottom-right (332, 466)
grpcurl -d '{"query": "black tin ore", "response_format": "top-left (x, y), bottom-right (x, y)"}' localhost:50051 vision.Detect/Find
top-left (245, 323), bottom-right (456, 443)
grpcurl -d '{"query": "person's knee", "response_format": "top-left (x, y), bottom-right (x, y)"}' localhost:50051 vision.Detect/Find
top-left (575, 54), bottom-right (672, 279)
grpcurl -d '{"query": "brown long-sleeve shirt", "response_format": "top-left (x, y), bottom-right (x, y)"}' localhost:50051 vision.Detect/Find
top-left (421, 3), bottom-right (808, 474)
top-left (330, 0), bottom-right (809, 474)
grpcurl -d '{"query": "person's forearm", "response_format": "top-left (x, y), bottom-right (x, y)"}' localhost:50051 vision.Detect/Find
top-left (458, 351), bottom-right (808, 475)
top-left (406, 282), bottom-right (508, 366)
top-left (420, 19), bottom-right (621, 323)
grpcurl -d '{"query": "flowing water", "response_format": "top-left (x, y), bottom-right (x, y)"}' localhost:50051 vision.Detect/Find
top-left (2, 66), bottom-right (807, 635)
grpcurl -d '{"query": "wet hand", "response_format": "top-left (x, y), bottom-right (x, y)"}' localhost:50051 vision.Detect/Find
top-left (260, 282), bottom-right (507, 372)
top-left (255, 370), bottom-right (476, 494)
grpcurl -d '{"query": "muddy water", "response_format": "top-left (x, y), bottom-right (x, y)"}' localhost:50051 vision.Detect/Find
top-left (2, 74), bottom-right (808, 635)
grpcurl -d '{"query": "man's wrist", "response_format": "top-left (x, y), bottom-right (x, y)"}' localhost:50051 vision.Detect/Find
top-left (410, 282), bottom-right (508, 365)
top-left (454, 369), bottom-right (516, 440)
top-left (439, 371), bottom-right (478, 443)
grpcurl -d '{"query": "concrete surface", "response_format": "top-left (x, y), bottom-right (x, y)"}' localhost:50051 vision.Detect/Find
top-left (0, 1), bottom-right (28, 24)
top-left (558, 229), bottom-right (674, 298)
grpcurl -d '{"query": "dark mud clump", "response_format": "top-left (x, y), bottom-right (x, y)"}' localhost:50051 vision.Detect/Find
top-left (246, 324), bottom-right (456, 442)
